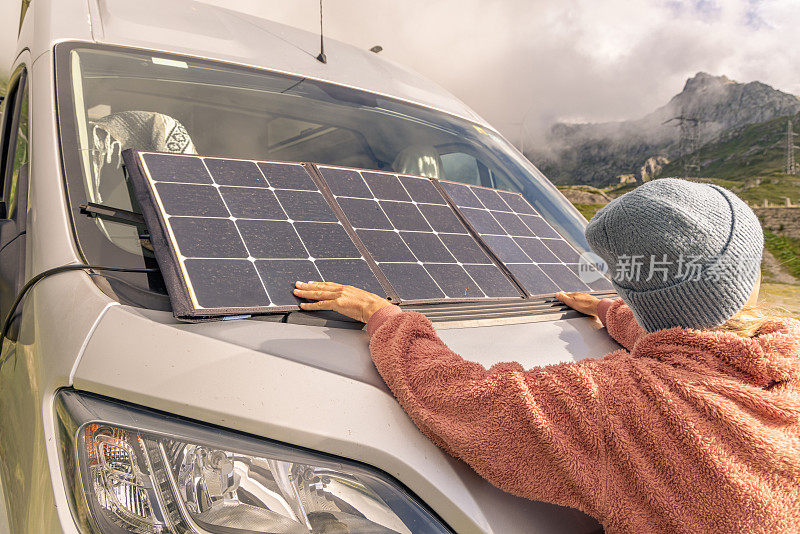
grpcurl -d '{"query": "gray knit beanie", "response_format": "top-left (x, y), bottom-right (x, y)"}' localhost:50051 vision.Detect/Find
top-left (585, 178), bottom-right (763, 332)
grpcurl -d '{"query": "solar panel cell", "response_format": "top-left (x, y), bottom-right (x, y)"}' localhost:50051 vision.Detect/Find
top-left (380, 263), bottom-right (445, 300)
top-left (470, 187), bottom-right (510, 211)
top-left (514, 237), bottom-right (560, 263)
top-left (184, 259), bottom-right (268, 308)
top-left (425, 263), bottom-right (484, 298)
top-left (356, 229), bottom-right (417, 262)
top-left (492, 211), bottom-right (534, 237)
top-left (417, 204), bottom-right (465, 234)
top-left (542, 238), bottom-right (582, 263)
top-left (440, 181), bottom-right (483, 208)
top-left (399, 175), bottom-right (447, 205)
top-left (379, 201), bottom-right (432, 232)
top-left (218, 187), bottom-right (285, 219)
top-left (319, 167), bottom-right (372, 198)
top-left (236, 220), bottom-right (307, 259)
top-left (169, 217), bottom-right (248, 258)
top-left (143, 153), bottom-right (212, 183)
top-left (460, 207), bottom-right (505, 234)
top-left (205, 158), bottom-right (265, 187)
top-left (506, 264), bottom-right (559, 295)
top-left (587, 274), bottom-right (615, 292)
top-left (338, 197), bottom-right (393, 229)
top-left (519, 215), bottom-right (562, 239)
top-left (274, 190), bottom-right (338, 222)
top-left (257, 162), bottom-right (318, 191)
top-left (400, 231), bottom-right (457, 263)
top-left (497, 191), bottom-right (537, 215)
top-left (437, 233), bottom-right (491, 264)
top-left (480, 235), bottom-right (531, 263)
top-left (315, 259), bottom-right (385, 295)
top-left (155, 183), bottom-right (229, 217)
top-left (463, 264), bottom-right (521, 297)
top-left (293, 222), bottom-right (361, 259)
top-left (362, 172), bottom-right (411, 201)
top-left (539, 263), bottom-right (589, 292)
top-left (256, 259), bottom-right (320, 306)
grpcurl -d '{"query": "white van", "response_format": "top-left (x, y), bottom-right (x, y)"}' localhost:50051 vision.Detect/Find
top-left (0, 1), bottom-right (618, 532)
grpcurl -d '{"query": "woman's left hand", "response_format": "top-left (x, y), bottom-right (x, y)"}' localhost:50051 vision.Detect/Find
top-left (293, 281), bottom-right (393, 323)
top-left (555, 291), bottom-right (601, 316)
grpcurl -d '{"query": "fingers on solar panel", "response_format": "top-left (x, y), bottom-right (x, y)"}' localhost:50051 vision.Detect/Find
top-left (141, 154), bottom-right (383, 311)
top-left (439, 181), bottom-right (592, 294)
top-left (317, 166), bottom-right (521, 300)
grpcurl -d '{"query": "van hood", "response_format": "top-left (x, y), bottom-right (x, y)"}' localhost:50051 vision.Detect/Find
top-left (73, 303), bottom-right (615, 533)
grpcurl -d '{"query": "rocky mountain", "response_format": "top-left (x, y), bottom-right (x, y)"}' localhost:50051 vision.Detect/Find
top-left (533, 73), bottom-right (800, 186)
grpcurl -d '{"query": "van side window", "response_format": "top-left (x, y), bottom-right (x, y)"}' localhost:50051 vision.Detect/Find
top-left (4, 80), bottom-right (29, 220)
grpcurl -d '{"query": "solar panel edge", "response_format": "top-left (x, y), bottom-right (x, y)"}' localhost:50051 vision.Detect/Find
top-left (123, 149), bottom-right (197, 318)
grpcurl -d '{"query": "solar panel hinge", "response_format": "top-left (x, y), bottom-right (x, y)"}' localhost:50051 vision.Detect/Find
top-left (80, 202), bottom-right (146, 227)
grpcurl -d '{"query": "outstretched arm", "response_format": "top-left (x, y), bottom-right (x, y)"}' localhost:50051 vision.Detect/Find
top-left (294, 281), bottom-right (611, 515)
top-left (557, 292), bottom-right (645, 351)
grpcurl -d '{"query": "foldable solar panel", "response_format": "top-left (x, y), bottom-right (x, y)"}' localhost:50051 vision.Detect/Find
top-left (316, 165), bottom-right (521, 301)
top-left (125, 150), bottom-right (611, 320)
top-left (125, 152), bottom-right (388, 318)
top-left (438, 180), bottom-right (614, 296)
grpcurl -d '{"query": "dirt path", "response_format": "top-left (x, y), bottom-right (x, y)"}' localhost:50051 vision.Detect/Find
top-left (762, 249), bottom-right (799, 285)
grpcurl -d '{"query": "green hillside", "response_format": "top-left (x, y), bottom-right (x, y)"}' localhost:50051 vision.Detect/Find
top-left (659, 112), bottom-right (798, 180)
top-left (649, 112), bottom-right (800, 204)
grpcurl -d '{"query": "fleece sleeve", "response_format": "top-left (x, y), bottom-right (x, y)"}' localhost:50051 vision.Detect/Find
top-left (368, 311), bottom-right (612, 516)
top-left (600, 298), bottom-right (647, 351)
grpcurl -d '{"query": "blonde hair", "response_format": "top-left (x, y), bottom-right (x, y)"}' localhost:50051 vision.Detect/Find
top-left (713, 303), bottom-right (777, 338)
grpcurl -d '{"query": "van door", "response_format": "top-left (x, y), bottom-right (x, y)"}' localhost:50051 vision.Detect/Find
top-left (0, 68), bottom-right (29, 340)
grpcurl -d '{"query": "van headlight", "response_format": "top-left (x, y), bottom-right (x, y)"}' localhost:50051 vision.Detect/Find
top-left (56, 390), bottom-right (451, 533)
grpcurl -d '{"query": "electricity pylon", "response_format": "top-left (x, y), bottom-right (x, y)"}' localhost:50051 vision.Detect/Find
top-left (787, 120), bottom-right (798, 175)
top-left (664, 114), bottom-right (702, 179)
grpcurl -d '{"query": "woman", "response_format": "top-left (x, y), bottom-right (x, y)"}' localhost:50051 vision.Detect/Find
top-left (294, 179), bottom-right (800, 534)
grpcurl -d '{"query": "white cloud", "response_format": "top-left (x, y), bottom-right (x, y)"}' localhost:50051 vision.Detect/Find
top-left (196, 0), bottom-right (800, 145)
top-left (2, 0), bottom-right (798, 146)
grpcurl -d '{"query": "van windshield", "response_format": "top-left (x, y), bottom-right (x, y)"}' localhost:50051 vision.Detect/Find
top-left (57, 45), bottom-right (588, 304)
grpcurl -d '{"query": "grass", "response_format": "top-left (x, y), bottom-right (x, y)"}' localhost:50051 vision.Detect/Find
top-left (572, 203), bottom-right (605, 221)
top-left (760, 283), bottom-right (800, 319)
top-left (603, 175), bottom-right (800, 205)
top-left (764, 230), bottom-right (800, 280)
top-left (658, 112), bottom-right (800, 182)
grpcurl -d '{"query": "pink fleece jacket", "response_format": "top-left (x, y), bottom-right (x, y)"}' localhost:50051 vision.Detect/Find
top-left (366, 300), bottom-right (800, 534)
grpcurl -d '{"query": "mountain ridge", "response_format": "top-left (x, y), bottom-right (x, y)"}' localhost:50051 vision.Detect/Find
top-left (534, 73), bottom-right (800, 186)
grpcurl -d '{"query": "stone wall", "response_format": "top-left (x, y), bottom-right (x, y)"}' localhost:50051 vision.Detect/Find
top-left (753, 207), bottom-right (800, 239)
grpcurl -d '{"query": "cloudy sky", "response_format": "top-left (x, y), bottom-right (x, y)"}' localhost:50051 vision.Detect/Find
top-left (2, 0), bottom-right (799, 144)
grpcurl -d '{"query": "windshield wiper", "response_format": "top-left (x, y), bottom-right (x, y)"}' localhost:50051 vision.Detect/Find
top-left (80, 202), bottom-right (146, 227)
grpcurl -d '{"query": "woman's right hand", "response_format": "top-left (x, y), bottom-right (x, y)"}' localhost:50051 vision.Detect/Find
top-left (556, 291), bottom-right (601, 316)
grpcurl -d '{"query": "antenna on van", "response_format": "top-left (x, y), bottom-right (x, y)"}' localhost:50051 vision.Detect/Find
top-left (316, 0), bottom-right (327, 64)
